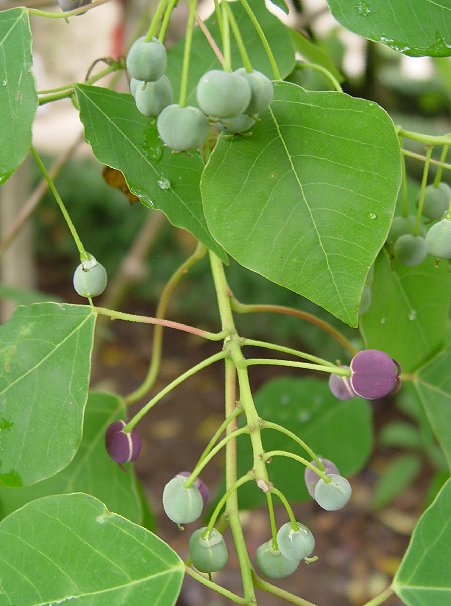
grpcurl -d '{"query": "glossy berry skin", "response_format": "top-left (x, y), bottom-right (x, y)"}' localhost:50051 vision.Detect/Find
top-left (216, 114), bottom-right (256, 134)
top-left (276, 522), bottom-right (315, 560)
top-left (328, 367), bottom-right (356, 401)
top-left (73, 259), bottom-right (107, 298)
top-left (58, 0), bottom-right (90, 11)
top-left (305, 457), bottom-right (340, 498)
top-left (162, 475), bottom-right (203, 524)
top-left (388, 216), bottom-right (426, 243)
top-left (189, 527), bottom-right (228, 573)
top-left (417, 183), bottom-right (450, 220)
top-left (135, 76), bottom-right (173, 117)
top-left (425, 219), bottom-right (451, 259)
top-left (196, 70), bottom-right (251, 119)
top-left (130, 78), bottom-right (141, 97)
top-left (314, 474), bottom-right (352, 511)
top-left (235, 68), bottom-right (273, 114)
top-left (105, 420), bottom-right (141, 463)
top-left (126, 37), bottom-right (167, 82)
top-left (177, 471), bottom-right (210, 506)
top-left (157, 104), bottom-right (209, 151)
top-left (394, 234), bottom-right (428, 267)
top-left (255, 540), bottom-right (300, 579)
top-left (350, 349), bottom-right (399, 400)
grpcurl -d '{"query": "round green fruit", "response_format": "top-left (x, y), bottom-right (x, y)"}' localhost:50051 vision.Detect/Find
top-left (135, 76), bottom-right (173, 117)
top-left (314, 474), bottom-right (352, 511)
top-left (126, 36), bottom-right (167, 82)
top-left (394, 234), bottom-right (428, 267)
top-left (425, 219), bottom-right (451, 259)
top-left (162, 475), bottom-right (203, 524)
top-left (73, 257), bottom-right (107, 298)
top-left (196, 70), bottom-right (251, 119)
top-left (157, 104), bottom-right (209, 151)
top-left (417, 183), bottom-right (450, 220)
top-left (276, 522), bottom-right (315, 561)
top-left (387, 216), bottom-right (425, 243)
top-left (255, 540), bottom-right (300, 579)
top-left (130, 78), bottom-right (141, 97)
top-left (235, 68), bottom-right (273, 114)
top-left (189, 527), bottom-right (228, 573)
top-left (215, 114), bottom-right (256, 134)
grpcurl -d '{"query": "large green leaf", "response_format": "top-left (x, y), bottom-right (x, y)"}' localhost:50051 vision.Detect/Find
top-left (326, 0), bottom-right (451, 57)
top-left (0, 493), bottom-right (184, 605)
top-left (0, 8), bottom-right (37, 184)
top-left (202, 82), bottom-right (401, 326)
top-left (371, 454), bottom-right (422, 510)
top-left (166, 0), bottom-right (295, 103)
top-left (234, 377), bottom-right (372, 510)
top-left (0, 303), bottom-right (95, 487)
top-left (76, 85), bottom-right (226, 261)
top-left (0, 392), bottom-right (142, 522)
top-left (413, 343), bottom-right (451, 469)
top-left (360, 249), bottom-right (450, 372)
top-left (394, 479), bottom-right (451, 605)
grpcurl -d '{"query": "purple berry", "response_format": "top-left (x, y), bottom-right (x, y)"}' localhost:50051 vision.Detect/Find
top-left (350, 350), bottom-right (399, 400)
top-left (305, 458), bottom-right (340, 498)
top-left (105, 420), bottom-right (141, 463)
top-left (328, 367), bottom-right (356, 400)
top-left (177, 471), bottom-right (210, 506)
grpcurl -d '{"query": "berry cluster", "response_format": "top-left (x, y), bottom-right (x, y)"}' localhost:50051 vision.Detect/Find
top-left (389, 182), bottom-right (451, 266)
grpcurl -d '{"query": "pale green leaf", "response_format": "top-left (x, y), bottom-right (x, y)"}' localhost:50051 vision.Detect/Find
top-left (202, 81), bottom-right (401, 326)
top-left (326, 0), bottom-right (451, 57)
top-left (76, 84), bottom-right (226, 261)
top-left (0, 303), bottom-right (95, 487)
top-left (0, 392), bottom-right (142, 523)
top-left (0, 493), bottom-right (184, 605)
top-left (394, 479), bottom-right (451, 605)
top-left (290, 30), bottom-right (344, 83)
top-left (360, 249), bottom-right (450, 372)
top-left (0, 8), bottom-right (37, 183)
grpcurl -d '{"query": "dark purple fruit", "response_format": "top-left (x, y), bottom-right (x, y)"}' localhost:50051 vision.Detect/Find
top-left (105, 420), bottom-right (141, 463)
top-left (350, 350), bottom-right (399, 400)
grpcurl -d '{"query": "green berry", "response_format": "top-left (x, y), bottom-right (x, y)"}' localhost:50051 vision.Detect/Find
top-left (276, 522), bottom-right (315, 561)
top-left (73, 257), bottom-right (107, 298)
top-left (417, 183), bottom-right (450, 220)
top-left (126, 36), bottom-right (167, 83)
top-left (58, 0), bottom-right (90, 12)
top-left (157, 104), bottom-right (209, 151)
top-left (130, 78), bottom-right (141, 97)
top-left (135, 76), bottom-right (173, 117)
top-left (235, 68), bottom-right (273, 114)
top-left (425, 218), bottom-right (451, 258)
top-left (394, 234), bottom-right (427, 266)
top-left (196, 70), bottom-right (251, 119)
top-left (314, 474), bottom-right (352, 511)
top-left (215, 114), bottom-right (256, 134)
top-left (162, 475), bottom-right (203, 524)
top-left (388, 216), bottom-right (425, 243)
top-left (255, 540), bottom-right (300, 579)
top-left (189, 527), bottom-right (228, 573)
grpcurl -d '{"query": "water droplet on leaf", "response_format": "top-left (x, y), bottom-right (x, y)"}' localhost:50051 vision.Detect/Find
top-left (157, 176), bottom-right (171, 190)
top-left (368, 212), bottom-right (377, 220)
top-left (408, 310), bottom-right (417, 321)
top-left (355, 1), bottom-right (371, 16)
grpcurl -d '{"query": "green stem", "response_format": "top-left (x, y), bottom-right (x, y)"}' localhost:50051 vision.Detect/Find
top-left (221, 0), bottom-right (232, 71)
top-left (231, 298), bottom-right (356, 356)
top-left (266, 492), bottom-right (279, 551)
top-left (252, 572), bottom-right (317, 606)
top-left (179, 0), bottom-right (198, 107)
top-left (183, 427), bottom-right (250, 488)
top-left (185, 566), bottom-right (248, 605)
top-left (414, 146), bottom-right (432, 236)
top-left (238, 0), bottom-right (281, 79)
top-left (245, 358), bottom-right (350, 375)
top-left (159, 0), bottom-right (178, 42)
top-left (296, 61), bottom-right (342, 92)
top-left (125, 242), bottom-right (207, 405)
top-left (197, 404), bottom-right (244, 467)
top-left (206, 474), bottom-right (253, 532)
top-left (28, 0), bottom-right (110, 18)
top-left (145, 0), bottom-right (169, 41)
top-left (398, 128), bottom-right (451, 147)
top-left (95, 306), bottom-right (225, 342)
top-left (225, 2), bottom-right (252, 72)
top-left (213, 0), bottom-right (224, 39)
top-left (262, 421), bottom-right (322, 468)
top-left (30, 146), bottom-right (88, 259)
top-left (265, 450), bottom-right (331, 483)
top-left (362, 586), bottom-right (394, 606)
top-left (124, 352), bottom-right (227, 431)
top-left (270, 486), bottom-right (298, 530)
top-left (399, 137), bottom-right (409, 217)
top-left (401, 147), bottom-right (451, 171)
top-left (433, 145), bottom-right (449, 187)
top-left (241, 338), bottom-right (337, 368)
